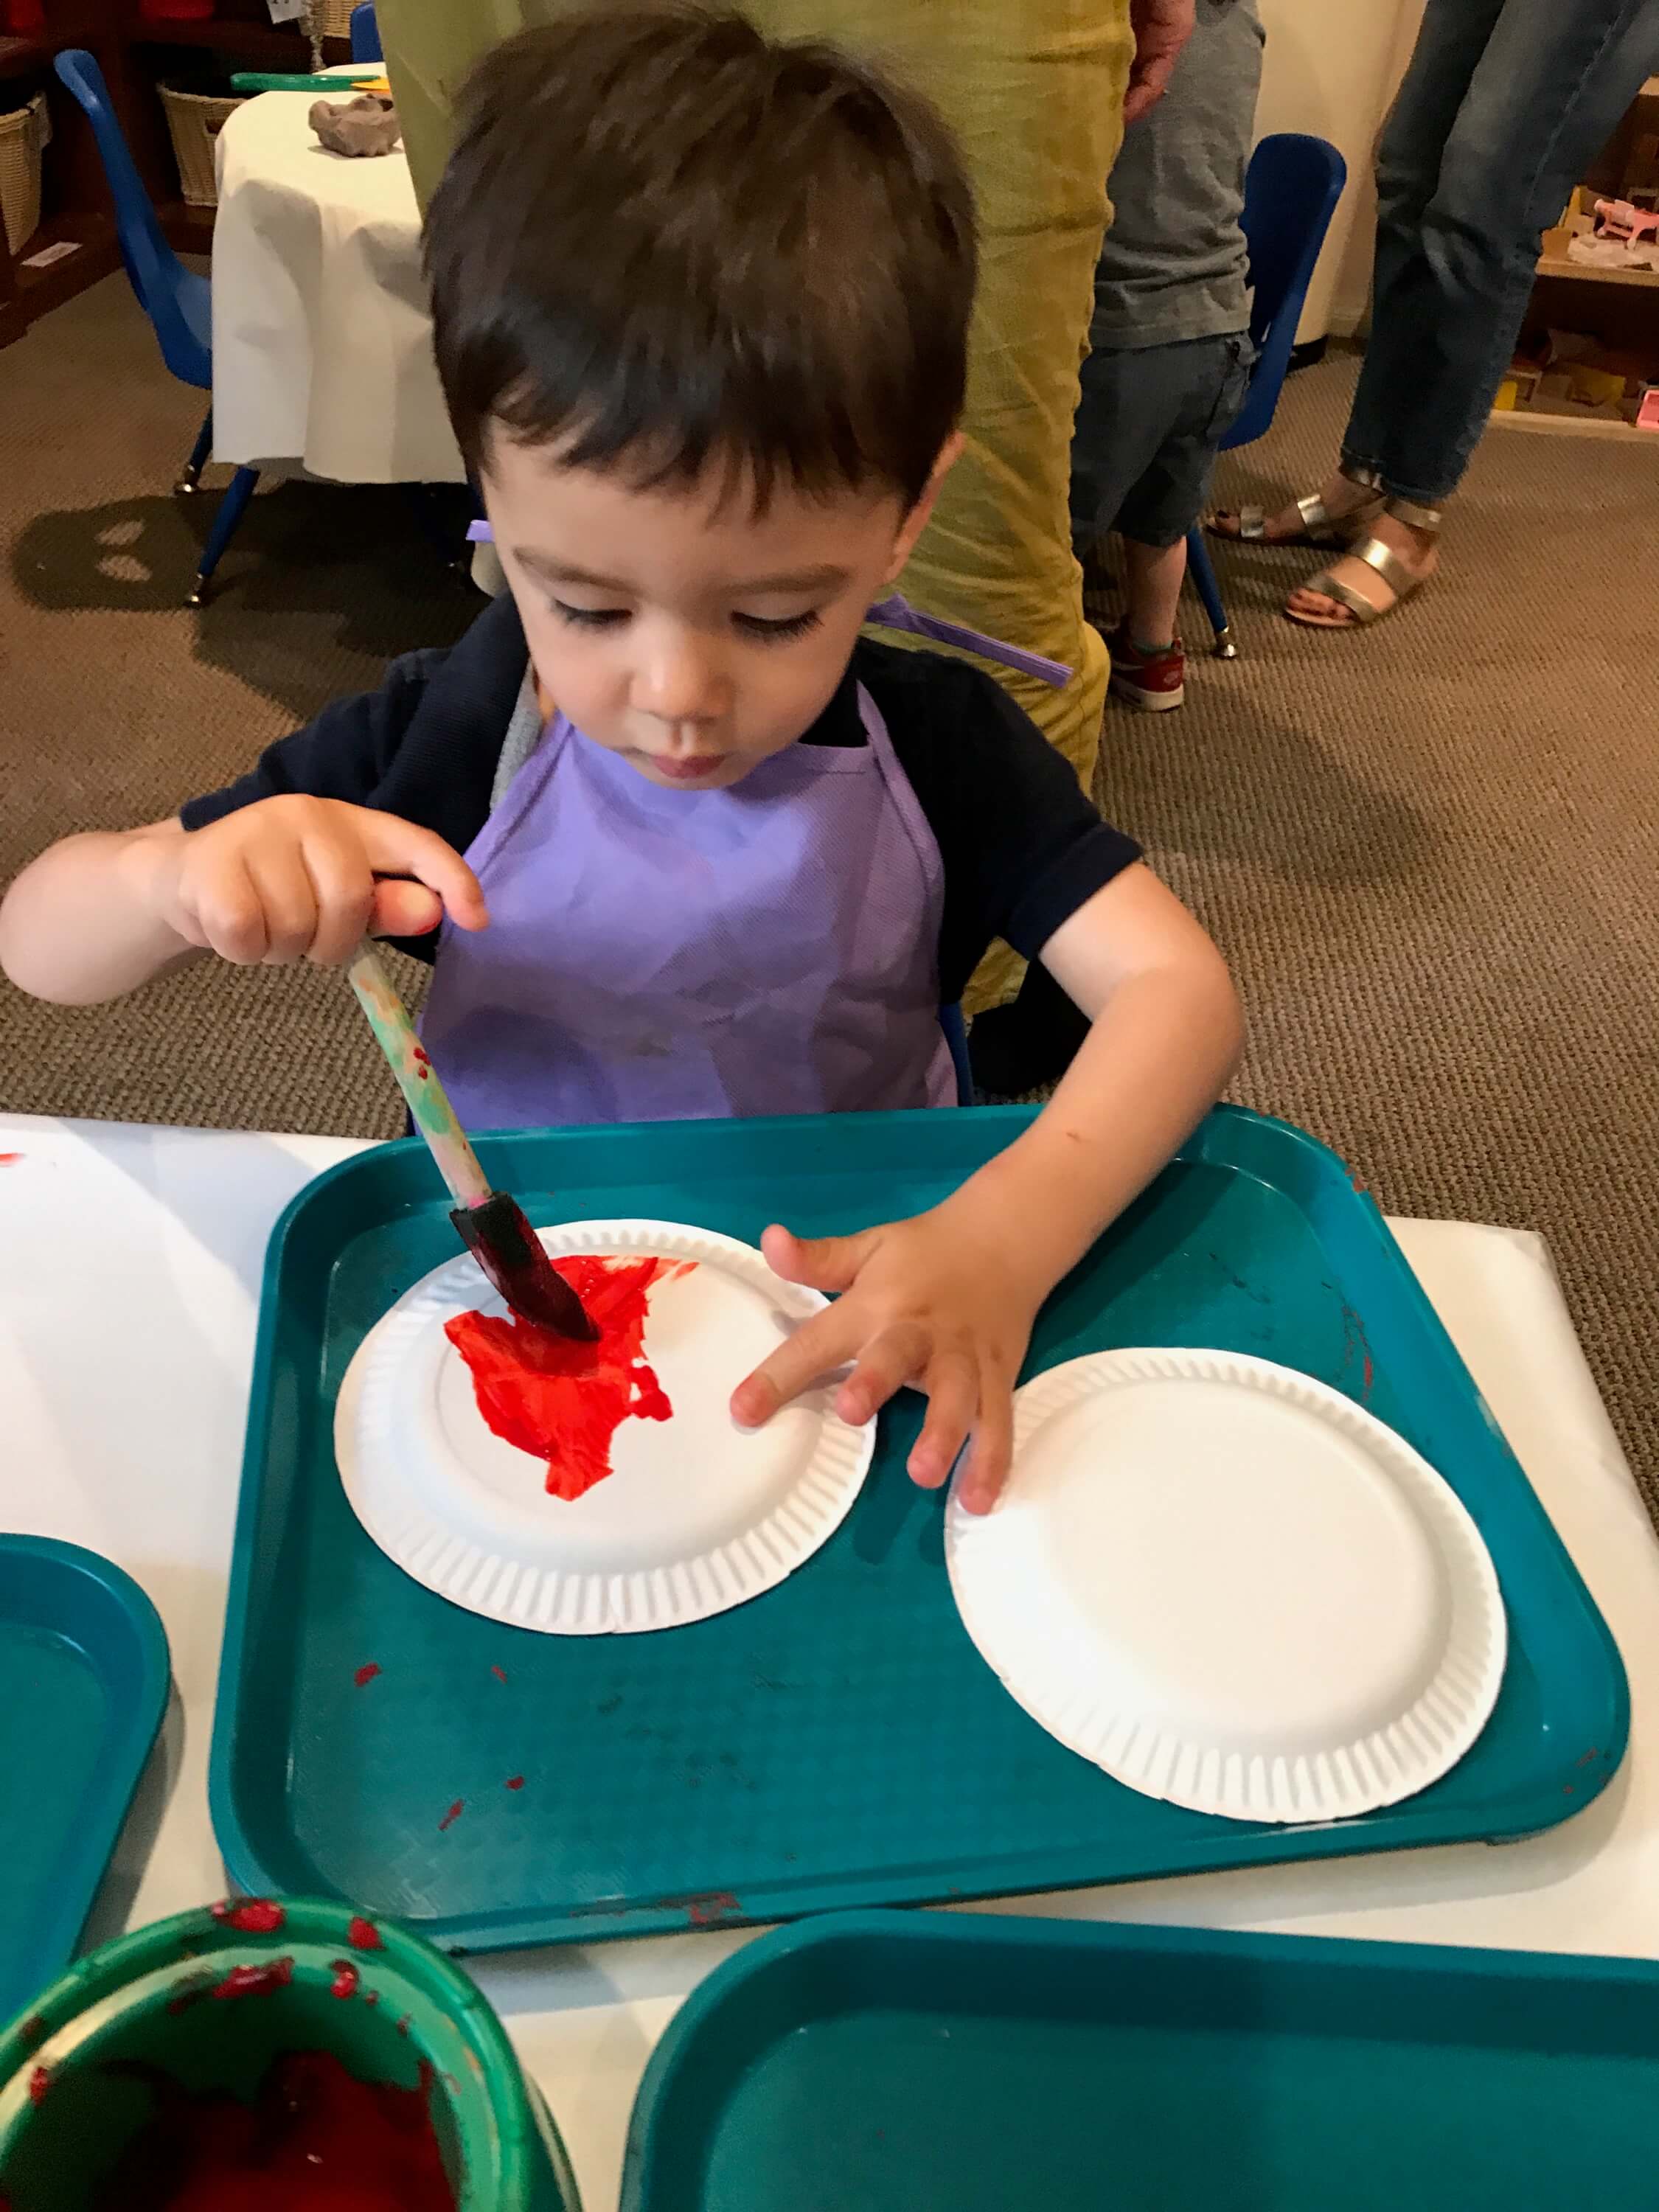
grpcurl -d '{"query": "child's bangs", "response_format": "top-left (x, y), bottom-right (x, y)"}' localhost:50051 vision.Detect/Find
top-left (487, 354), bottom-right (907, 518)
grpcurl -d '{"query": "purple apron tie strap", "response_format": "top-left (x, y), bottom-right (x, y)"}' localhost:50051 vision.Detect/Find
top-left (462, 528), bottom-right (1071, 688)
top-left (864, 594), bottom-right (1071, 689)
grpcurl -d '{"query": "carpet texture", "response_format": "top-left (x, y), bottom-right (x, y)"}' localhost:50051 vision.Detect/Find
top-left (2, 276), bottom-right (1656, 1513)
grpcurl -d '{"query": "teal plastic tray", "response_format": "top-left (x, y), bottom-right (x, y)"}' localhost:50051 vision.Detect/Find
top-left (623, 1910), bottom-right (1659, 2211)
top-left (209, 1106), bottom-right (1625, 1953)
top-left (0, 1537), bottom-right (170, 2023)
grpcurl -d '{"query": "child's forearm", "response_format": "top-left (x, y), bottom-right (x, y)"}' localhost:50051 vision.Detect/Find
top-left (941, 952), bottom-right (1242, 1303)
top-left (0, 824), bottom-right (197, 1005)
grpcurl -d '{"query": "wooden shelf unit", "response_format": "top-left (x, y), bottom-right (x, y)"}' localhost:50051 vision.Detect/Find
top-left (0, 1), bottom-right (349, 348)
top-left (1494, 76), bottom-right (1659, 436)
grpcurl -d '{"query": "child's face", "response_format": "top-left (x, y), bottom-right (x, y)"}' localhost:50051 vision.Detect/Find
top-left (482, 435), bottom-right (955, 792)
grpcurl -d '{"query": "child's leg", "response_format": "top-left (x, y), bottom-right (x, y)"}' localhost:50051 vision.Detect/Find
top-left (1120, 534), bottom-right (1188, 653)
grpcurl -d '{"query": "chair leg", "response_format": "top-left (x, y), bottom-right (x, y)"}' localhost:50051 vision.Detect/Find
top-left (175, 408), bottom-right (214, 497)
top-left (188, 466), bottom-right (260, 608)
top-left (1186, 526), bottom-right (1237, 660)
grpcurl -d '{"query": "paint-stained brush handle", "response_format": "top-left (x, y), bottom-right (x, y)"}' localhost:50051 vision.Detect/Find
top-left (346, 942), bottom-right (490, 1209)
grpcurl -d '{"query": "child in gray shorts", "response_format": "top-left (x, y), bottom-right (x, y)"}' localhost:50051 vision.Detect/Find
top-left (1071, 0), bottom-right (1264, 711)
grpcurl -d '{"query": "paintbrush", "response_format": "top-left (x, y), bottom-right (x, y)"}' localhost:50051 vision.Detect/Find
top-left (346, 943), bottom-right (597, 1341)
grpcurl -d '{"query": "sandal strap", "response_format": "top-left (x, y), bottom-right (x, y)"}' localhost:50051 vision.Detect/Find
top-left (1301, 534), bottom-right (1427, 625)
top-left (1235, 504), bottom-right (1269, 540)
top-left (1349, 533), bottom-right (1423, 600)
top-left (1301, 566), bottom-right (1387, 625)
top-left (1384, 495), bottom-right (1443, 533)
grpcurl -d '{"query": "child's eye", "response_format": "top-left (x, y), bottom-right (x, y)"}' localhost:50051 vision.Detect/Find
top-left (733, 610), bottom-right (823, 643)
top-left (551, 601), bottom-right (629, 630)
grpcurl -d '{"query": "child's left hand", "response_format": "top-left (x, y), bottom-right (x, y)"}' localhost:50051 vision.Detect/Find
top-left (728, 1206), bottom-right (1047, 1514)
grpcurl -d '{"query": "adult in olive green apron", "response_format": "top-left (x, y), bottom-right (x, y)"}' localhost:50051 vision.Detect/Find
top-left (378, 0), bottom-right (1134, 1015)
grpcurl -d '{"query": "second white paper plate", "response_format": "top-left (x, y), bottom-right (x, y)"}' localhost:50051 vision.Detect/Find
top-left (335, 1220), bottom-right (873, 1635)
top-left (945, 1348), bottom-right (1506, 1823)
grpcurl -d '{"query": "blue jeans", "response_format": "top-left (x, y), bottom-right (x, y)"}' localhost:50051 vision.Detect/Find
top-left (1343, 0), bottom-right (1659, 504)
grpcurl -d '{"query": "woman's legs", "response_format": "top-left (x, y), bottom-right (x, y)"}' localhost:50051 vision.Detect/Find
top-left (1347, 0), bottom-right (1659, 503)
top-left (1217, 0), bottom-right (1659, 611)
top-left (1289, 0), bottom-right (1659, 624)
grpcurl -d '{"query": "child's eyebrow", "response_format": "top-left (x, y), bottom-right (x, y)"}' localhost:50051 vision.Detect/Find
top-left (512, 549), bottom-right (852, 597)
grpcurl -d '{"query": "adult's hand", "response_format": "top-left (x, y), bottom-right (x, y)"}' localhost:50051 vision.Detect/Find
top-left (1124, 0), bottom-right (1196, 125)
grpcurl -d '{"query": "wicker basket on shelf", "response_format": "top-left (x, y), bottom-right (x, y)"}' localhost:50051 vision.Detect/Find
top-left (159, 82), bottom-right (246, 209)
top-left (0, 93), bottom-right (48, 260)
top-left (314, 0), bottom-right (356, 38)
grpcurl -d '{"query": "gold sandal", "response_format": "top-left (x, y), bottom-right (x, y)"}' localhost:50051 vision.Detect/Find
top-left (1284, 497), bottom-right (1441, 630)
top-left (1208, 481), bottom-right (1383, 549)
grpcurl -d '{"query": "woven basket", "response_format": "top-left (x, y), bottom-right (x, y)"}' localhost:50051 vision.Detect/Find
top-left (159, 83), bottom-right (246, 209)
top-left (313, 0), bottom-right (356, 38)
top-left (0, 93), bottom-right (47, 260)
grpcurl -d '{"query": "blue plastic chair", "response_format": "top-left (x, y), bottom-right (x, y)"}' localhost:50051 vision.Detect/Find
top-left (939, 1002), bottom-right (975, 1106)
top-left (54, 50), bottom-right (260, 608)
top-left (1186, 132), bottom-right (1346, 658)
top-left (349, 4), bottom-right (382, 63)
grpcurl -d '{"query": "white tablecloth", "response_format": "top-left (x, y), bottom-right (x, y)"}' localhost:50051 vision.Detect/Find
top-left (1, 1111), bottom-right (1656, 2211)
top-left (210, 87), bottom-right (465, 484)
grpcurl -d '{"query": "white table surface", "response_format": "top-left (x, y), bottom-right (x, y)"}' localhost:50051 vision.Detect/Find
top-left (211, 81), bottom-right (465, 485)
top-left (1, 1110), bottom-right (1655, 2211)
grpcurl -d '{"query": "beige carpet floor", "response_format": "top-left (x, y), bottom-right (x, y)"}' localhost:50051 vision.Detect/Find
top-left (3, 276), bottom-right (1656, 1514)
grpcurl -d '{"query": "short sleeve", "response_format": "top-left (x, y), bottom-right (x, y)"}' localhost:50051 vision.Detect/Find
top-left (868, 646), bottom-right (1142, 1003)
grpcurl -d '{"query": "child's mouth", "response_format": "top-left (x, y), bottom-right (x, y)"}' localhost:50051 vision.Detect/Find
top-left (647, 754), bottom-right (728, 783)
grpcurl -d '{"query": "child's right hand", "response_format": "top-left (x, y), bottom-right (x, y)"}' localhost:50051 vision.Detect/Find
top-left (147, 796), bottom-right (490, 966)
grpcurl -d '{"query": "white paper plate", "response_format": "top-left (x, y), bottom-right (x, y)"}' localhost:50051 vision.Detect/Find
top-left (335, 1220), bottom-right (873, 1634)
top-left (945, 1349), bottom-right (1506, 1823)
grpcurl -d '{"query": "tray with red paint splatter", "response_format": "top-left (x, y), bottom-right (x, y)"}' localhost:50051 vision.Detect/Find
top-left (207, 1105), bottom-right (1626, 1955)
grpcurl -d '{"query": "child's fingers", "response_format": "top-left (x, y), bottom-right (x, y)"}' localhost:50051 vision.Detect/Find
top-left (954, 1385), bottom-right (1015, 1517)
top-left (834, 1321), bottom-right (928, 1427)
top-left (368, 878), bottom-right (445, 942)
top-left (251, 844), bottom-right (324, 965)
top-left (358, 814), bottom-right (490, 931)
top-left (907, 1351), bottom-right (977, 1489)
top-left (299, 837), bottom-right (377, 967)
top-left (192, 855), bottom-right (271, 964)
top-left (759, 1222), bottom-right (874, 1295)
top-left (730, 1302), bottom-right (860, 1428)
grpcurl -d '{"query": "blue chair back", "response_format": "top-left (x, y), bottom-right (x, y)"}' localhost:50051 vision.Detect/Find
top-left (1220, 132), bottom-right (1346, 454)
top-left (54, 49), bottom-right (212, 392)
top-left (350, 4), bottom-right (382, 63)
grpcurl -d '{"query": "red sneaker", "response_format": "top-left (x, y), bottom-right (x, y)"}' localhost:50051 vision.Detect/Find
top-left (1107, 625), bottom-right (1186, 712)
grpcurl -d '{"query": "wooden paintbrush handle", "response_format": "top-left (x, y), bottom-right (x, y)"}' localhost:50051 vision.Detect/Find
top-left (345, 943), bottom-right (491, 1208)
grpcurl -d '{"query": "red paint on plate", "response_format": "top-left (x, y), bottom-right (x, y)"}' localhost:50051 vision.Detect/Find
top-left (444, 1256), bottom-right (693, 1500)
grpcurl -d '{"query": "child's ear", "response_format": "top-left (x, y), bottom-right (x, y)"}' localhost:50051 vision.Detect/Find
top-left (883, 432), bottom-right (964, 582)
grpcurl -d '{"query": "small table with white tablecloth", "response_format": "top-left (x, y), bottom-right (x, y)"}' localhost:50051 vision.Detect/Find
top-left (209, 82), bottom-right (465, 485)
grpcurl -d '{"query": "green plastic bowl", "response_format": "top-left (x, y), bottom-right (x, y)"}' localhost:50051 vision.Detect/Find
top-left (0, 1897), bottom-right (580, 2211)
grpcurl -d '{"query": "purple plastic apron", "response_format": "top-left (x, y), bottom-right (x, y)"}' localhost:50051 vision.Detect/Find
top-left (421, 594), bottom-right (1068, 1130)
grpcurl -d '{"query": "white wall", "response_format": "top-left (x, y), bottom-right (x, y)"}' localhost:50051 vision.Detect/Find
top-left (1254, 0), bottom-right (1426, 340)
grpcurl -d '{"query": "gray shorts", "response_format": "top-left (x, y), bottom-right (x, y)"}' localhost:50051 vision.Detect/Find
top-left (1070, 330), bottom-right (1253, 550)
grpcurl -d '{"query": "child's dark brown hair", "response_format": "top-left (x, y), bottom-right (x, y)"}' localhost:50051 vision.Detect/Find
top-left (425, 5), bottom-right (975, 512)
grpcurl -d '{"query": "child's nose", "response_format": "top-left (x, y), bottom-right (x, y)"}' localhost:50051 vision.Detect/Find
top-left (635, 641), bottom-right (728, 727)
